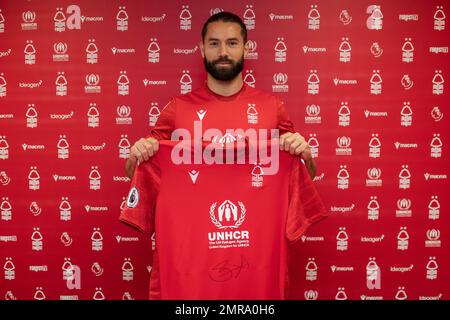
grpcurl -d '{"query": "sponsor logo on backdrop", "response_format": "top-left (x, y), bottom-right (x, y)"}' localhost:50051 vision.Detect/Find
top-left (54, 6), bottom-right (81, 31)
top-left (366, 5), bottom-right (383, 30)
top-left (366, 168), bottom-right (382, 187)
top-left (429, 46), bottom-right (448, 54)
top-left (304, 290), bottom-right (318, 300)
top-left (339, 10), bottom-right (352, 25)
top-left (116, 105), bottom-right (132, 125)
top-left (426, 229), bottom-right (441, 247)
top-left (399, 14), bottom-right (419, 21)
top-left (142, 14), bottom-right (166, 22)
top-left (370, 42), bottom-right (383, 57)
top-left (336, 136), bottom-right (351, 156)
top-left (331, 204), bottom-right (355, 213)
top-left (305, 104), bottom-right (321, 124)
top-left (22, 11), bottom-right (37, 30)
top-left (272, 72), bottom-right (288, 92)
top-left (174, 45), bottom-right (197, 55)
top-left (401, 74), bottom-right (414, 90)
top-left (269, 13), bottom-right (294, 21)
top-left (302, 45), bottom-right (326, 54)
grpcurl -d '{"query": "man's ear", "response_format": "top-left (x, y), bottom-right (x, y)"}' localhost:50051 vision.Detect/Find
top-left (199, 41), bottom-right (205, 58)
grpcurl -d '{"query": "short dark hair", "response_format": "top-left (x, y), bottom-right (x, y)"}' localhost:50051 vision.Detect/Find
top-left (201, 11), bottom-right (247, 44)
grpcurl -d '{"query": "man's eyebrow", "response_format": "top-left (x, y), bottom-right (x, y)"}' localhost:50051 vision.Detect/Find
top-left (207, 37), bottom-right (240, 42)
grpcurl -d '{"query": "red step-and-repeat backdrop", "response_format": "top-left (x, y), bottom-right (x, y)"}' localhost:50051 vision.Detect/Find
top-left (0, 0), bottom-right (448, 300)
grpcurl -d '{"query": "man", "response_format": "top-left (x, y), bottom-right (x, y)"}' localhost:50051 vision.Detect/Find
top-left (125, 11), bottom-right (316, 179)
top-left (121, 11), bottom-right (326, 300)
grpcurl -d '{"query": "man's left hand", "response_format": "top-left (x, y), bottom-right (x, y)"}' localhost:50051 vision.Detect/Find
top-left (279, 132), bottom-right (312, 161)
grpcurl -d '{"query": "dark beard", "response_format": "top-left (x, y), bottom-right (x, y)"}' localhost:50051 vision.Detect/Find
top-left (204, 55), bottom-right (244, 81)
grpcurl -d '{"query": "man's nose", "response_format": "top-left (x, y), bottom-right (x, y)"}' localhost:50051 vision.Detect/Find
top-left (219, 42), bottom-right (228, 56)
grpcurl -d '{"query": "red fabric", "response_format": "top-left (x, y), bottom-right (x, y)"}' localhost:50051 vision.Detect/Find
top-left (146, 82), bottom-right (295, 141)
top-left (120, 141), bottom-right (327, 299)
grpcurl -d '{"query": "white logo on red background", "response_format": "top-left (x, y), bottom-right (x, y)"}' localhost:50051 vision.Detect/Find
top-left (24, 40), bottom-right (36, 65)
top-left (399, 165), bottom-right (411, 189)
top-left (426, 257), bottom-right (438, 280)
top-left (274, 37), bottom-right (287, 62)
top-left (116, 6), bottom-right (128, 31)
top-left (179, 5), bottom-right (192, 30)
top-left (401, 74), bottom-right (414, 90)
top-left (402, 38), bottom-right (414, 62)
top-left (401, 101), bottom-right (413, 126)
top-left (22, 11), bottom-right (37, 30)
top-left (86, 39), bottom-right (98, 64)
top-left (306, 258), bottom-right (318, 281)
top-left (89, 166), bottom-right (101, 190)
top-left (397, 227), bottom-right (409, 250)
top-left (370, 42), bottom-right (383, 57)
top-left (336, 136), bottom-right (352, 156)
top-left (339, 37), bottom-right (351, 62)
top-left (244, 70), bottom-right (256, 87)
top-left (87, 103), bottom-right (99, 128)
top-left (31, 227), bottom-right (43, 251)
top-left (338, 102), bottom-right (350, 127)
top-left (1, 197), bottom-right (12, 221)
top-left (308, 133), bottom-right (319, 158)
top-left (337, 165), bottom-right (349, 189)
top-left (369, 133), bottom-right (381, 158)
top-left (53, 42), bottom-right (69, 61)
top-left (336, 227), bottom-right (348, 251)
top-left (4, 257), bottom-right (15, 280)
top-left (272, 73), bottom-right (288, 92)
top-left (122, 258), bottom-right (134, 281)
top-left (149, 103), bottom-right (160, 126)
top-left (430, 133), bottom-right (442, 158)
top-left (119, 134), bottom-right (130, 159)
top-left (60, 197), bottom-right (71, 221)
top-left (434, 6), bottom-right (446, 31)
top-left (26, 104), bottom-right (38, 128)
top-left (180, 70), bottom-right (192, 94)
top-left (118, 71), bottom-right (129, 95)
top-left (396, 198), bottom-right (412, 217)
top-left (307, 69), bottom-right (319, 94)
top-left (366, 5), bottom-right (383, 30)
top-left (55, 72), bottom-right (67, 96)
top-left (243, 5), bottom-right (256, 30)
top-left (308, 5), bottom-right (320, 30)
top-left (428, 196), bottom-right (440, 220)
top-left (367, 196), bottom-right (380, 220)
top-left (366, 257), bottom-right (381, 289)
top-left (370, 70), bottom-right (382, 94)
top-left (432, 70), bottom-right (444, 95)
top-left (340, 10), bottom-right (352, 25)
top-left (91, 228), bottom-right (103, 251)
top-left (148, 38), bottom-right (160, 63)
top-left (431, 106), bottom-right (443, 122)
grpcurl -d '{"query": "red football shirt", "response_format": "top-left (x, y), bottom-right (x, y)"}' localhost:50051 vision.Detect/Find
top-left (120, 140), bottom-right (327, 299)
top-left (120, 83), bottom-right (327, 299)
top-left (146, 82), bottom-right (295, 141)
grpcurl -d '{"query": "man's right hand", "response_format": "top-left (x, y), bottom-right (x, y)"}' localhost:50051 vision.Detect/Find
top-left (125, 137), bottom-right (159, 178)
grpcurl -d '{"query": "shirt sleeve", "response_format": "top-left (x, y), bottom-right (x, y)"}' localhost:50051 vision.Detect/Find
top-left (119, 159), bottom-right (160, 234)
top-left (276, 97), bottom-right (295, 135)
top-left (146, 98), bottom-right (177, 140)
top-left (286, 158), bottom-right (328, 242)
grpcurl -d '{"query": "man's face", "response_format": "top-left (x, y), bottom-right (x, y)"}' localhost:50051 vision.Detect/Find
top-left (201, 21), bottom-right (248, 81)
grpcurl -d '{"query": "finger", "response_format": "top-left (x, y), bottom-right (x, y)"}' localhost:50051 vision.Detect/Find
top-left (289, 140), bottom-right (302, 155)
top-left (149, 138), bottom-right (159, 153)
top-left (279, 133), bottom-right (291, 149)
top-left (284, 133), bottom-right (299, 151)
top-left (135, 143), bottom-right (150, 161)
top-left (131, 146), bottom-right (144, 163)
top-left (294, 144), bottom-right (307, 156)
